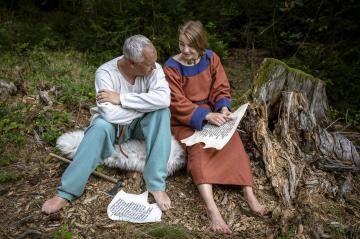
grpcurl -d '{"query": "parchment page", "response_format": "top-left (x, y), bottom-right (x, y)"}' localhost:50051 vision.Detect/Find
top-left (181, 103), bottom-right (249, 150)
top-left (107, 190), bottom-right (162, 223)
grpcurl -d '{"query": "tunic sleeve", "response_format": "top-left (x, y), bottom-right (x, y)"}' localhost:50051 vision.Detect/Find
top-left (209, 52), bottom-right (232, 112)
top-left (120, 65), bottom-right (170, 112)
top-left (94, 70), bottom-right (144, 124)
top-left (164, 65), bottom-right (210, 131)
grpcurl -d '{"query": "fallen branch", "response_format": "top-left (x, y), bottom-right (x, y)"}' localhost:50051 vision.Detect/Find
top-left (16, 229), bottom-right (41, 239)
top-left (49, 153), bottom-right (118, 184)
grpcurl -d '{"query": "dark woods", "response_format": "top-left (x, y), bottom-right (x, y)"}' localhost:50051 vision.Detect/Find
top-left (1, 0), bottom-right (359, 126)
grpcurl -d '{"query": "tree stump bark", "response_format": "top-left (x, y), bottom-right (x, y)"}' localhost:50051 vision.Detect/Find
top-left (238, 58), bottom-right (360, 207)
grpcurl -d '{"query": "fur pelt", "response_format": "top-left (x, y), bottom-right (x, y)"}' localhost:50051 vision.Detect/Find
top-left (56, 130), bottom-right (186, 175)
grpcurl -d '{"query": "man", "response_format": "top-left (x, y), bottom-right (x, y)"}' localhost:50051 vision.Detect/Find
top-left (42, 35), bottom-right (172, 213)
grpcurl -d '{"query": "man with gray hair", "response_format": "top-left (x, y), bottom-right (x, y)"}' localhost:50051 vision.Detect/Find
top-left (42, 35), bottom-right (172, 213)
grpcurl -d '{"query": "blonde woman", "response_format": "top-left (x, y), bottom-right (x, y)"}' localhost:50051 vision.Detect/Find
top-left (164, 21), bottom-right (265, 234)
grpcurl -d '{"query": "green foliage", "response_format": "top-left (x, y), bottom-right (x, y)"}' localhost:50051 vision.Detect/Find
top-left (0, 118), bottom-right (23, 133)
top-left (206, 22), bottom-right (228, 58)
top-left (0, 48), bottom-right (96, 107)
top-left (0, 0), bottom-right (359, 131)
top-left (0, 153), bottom-right (16, 166)
top-left (0, 171), bottom-right (18, 183)
top-left (284, 44), bottom-right (360, 129)
top-left (95, 164), bottom-right (105, 173)
top-left (116, 223), bottom-right (191, 239)
top-left (190, 205), bottom-right (202, 213)
top-left (30, 108), bottom-right (70, 145)
top-left (0, 102), bottom-right (70, 147)
top-left (0, 103), bottom-right (71, 160)
top-left (329, 106), bottom-right (360, 131)
top-left (52, 224), bottom-right (74, 239)
top-left (0, 49), bottom-right (95, 150)
top-left (0, 102), bottom-right (27, 152)
top-left (133, 223), bottom-right (191, 239)
top-left (276, 225), bottom-right (296, 239)
top-left (0, 4), bottom-right (67, 52)
top-left (0, 0), bottom-right (257, 62)
top-left (329, 227), bottom-right (348, 239)
top-left (26, 48), bottom-right (95, 105)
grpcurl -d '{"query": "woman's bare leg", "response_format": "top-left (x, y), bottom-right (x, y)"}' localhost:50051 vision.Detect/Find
top-left (243, 186), bottom-right (266, 214)
top-left (197, 184), bottom-right (232, 234)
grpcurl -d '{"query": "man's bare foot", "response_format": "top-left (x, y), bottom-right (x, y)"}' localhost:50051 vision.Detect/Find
top-left (149, 191), bottom-right (171, 211)
top-left (207, 209), bottom-right (232, 234)
top-left (243, 187), bottom-right (266, 215)
top-left (41, 196), bottom-right (69, 214)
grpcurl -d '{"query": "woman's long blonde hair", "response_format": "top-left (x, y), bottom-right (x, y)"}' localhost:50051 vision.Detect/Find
top-left (179, 20), bottom-right (208, 55)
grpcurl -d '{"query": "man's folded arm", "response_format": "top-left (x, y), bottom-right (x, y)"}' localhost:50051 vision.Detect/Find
top-left (93, 69), bottom-right (144, 124)
top-left (120, 66), bottom-right (171, 113)
top-left (95, 102), bottom-right (144, 124)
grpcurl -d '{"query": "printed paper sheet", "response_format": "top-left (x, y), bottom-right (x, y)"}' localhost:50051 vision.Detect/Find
top-left (107, 190), bottom-right (162, 223)
top-left (181, 103), bottom-right (249, 150)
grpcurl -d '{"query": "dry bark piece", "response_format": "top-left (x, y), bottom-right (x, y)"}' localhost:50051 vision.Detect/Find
top-left (0, 79), bottom-right (17, 101)
top-left (38, 90), bottom-right (53, 106)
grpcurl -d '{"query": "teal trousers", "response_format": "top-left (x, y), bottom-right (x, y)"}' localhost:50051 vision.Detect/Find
top-left (57, 108), bottom-right (171, 201)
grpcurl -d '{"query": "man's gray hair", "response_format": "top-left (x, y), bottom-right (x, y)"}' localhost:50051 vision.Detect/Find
top-left (123, 35), bottom-right (154, 63)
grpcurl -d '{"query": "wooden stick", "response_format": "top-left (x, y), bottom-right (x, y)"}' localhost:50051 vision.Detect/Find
top-left (49, 153), bottom-right (118, 184)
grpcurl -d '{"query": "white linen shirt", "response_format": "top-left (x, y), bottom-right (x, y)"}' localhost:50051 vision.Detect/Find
top-left (90, 56), bottom-right (170, 125)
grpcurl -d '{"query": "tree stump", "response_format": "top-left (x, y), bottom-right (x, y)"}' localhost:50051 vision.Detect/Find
top-left (239, 58), bottom-right (360, 208)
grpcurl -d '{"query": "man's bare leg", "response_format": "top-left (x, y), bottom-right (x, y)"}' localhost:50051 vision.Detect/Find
top-left (41, 196), bottom-right (69, 214)
top-left (243, 186), bottom-right (266, 215)
top-left (197, 184), bottom-right (232, 234)
top-left (149, 191), bottom-right (171, 211)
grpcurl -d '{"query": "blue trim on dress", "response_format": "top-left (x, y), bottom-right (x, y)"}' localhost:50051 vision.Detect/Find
top-left (165, 49), bottom-right (213, 77)
top-left (214, 98), bottom-right (232, 112)
top-left (190, 107), bottom-right (211, 130)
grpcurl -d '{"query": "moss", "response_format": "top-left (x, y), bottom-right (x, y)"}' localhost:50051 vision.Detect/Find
top-left (131, 223), bottom-right (192, 239)
top-left (0, 171), bottom-right (18, 183)
top-left (253, 58), bottom-right (317, 89)
top-left (231, 88), bottom-right (252, 109)
top-left (52, 224), bottom-right (74, 239)
top-left (144, 224), bottom-right (191, 239)
top-left (232, 58), bottom-right (324, 110)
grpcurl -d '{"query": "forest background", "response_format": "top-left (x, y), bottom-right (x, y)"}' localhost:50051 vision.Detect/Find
top-left (1, 0), bottom-right (359, 125)
top-left (1, 0), bottom-right (360, 238)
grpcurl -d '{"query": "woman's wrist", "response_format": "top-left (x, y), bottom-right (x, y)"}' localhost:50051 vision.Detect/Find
top-left (205, 112), bottom-right (211, 120)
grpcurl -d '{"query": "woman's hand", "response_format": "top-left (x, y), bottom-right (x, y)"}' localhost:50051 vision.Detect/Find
top-left (205, 107), bottom-right (233, 126)
top-left (221, 107), bottom-right (231, 118)
top-left (205, 111), bottom-right (232, 126)
top-left (96, 89), bottom-right (121, 105)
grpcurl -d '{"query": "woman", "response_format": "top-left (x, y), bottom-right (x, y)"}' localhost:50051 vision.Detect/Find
top-left (164, 20), bottom-right (265, 234)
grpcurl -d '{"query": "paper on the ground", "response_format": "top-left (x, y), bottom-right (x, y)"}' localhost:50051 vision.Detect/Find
top-left (107, 190), bottom-right (162, 223)
top-left (181, 103), bottom-right (249, 150)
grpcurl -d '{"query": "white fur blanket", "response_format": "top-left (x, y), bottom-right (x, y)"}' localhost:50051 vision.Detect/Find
top-left (56, 130), bottom-right (186, 175)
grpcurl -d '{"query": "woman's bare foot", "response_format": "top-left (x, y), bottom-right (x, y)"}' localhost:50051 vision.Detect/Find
top-left (243, 186), bottom-right (266, 215)
top-left (207, 209), bottom-right (232, 234)
top-left (197, 184), bottom-right (232, 234)
top-left (149, 191), bottom-right (171, 211)
top-left (41, 196), bottom-right (69, 214)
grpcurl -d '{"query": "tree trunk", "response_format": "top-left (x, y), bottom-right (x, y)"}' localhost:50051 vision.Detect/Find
top-left (238, 58), bottom-right (360, 206)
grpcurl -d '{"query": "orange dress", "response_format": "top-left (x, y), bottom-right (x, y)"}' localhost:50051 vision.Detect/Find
top-left (164, 49), bottom-right (253, 186)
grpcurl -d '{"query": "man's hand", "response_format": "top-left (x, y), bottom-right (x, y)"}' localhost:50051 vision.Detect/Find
top-left (96, 89), bottom-right (121, 105)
